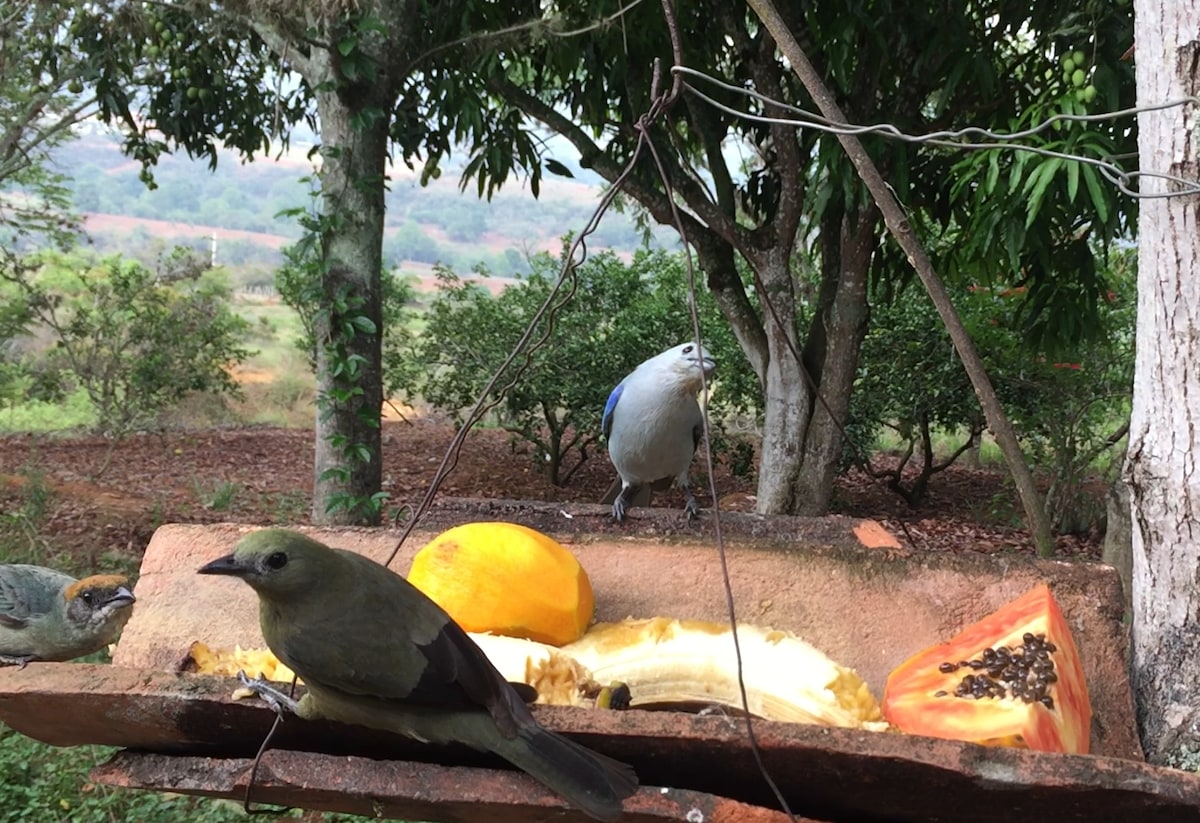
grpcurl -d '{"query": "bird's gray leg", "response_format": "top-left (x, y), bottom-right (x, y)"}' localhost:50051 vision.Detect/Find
top-left (0, 654), bottom-right (35, 668)
top-left (682, 485), bottom-right (700, 520)
top-left (237, 670), bottom-right (301, 717)
top-left (612, 484), bottom-right (639, 522)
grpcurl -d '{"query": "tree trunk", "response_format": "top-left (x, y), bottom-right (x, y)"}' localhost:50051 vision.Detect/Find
top-left (1126, 0), bottom-right (1200, 763)
top-left (310, 88), bottom-right (388, 525)
top-left (697, 217), bottom-right (868, 517)
top-left (749, 250), bottom-right (811, 514)
top-left (793, 209), bottom-right (873, 514)
top-left (1102, 474), bottom-right (1132, 621)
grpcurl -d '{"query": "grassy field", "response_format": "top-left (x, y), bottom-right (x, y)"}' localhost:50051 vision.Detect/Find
top-left (229, 294), bottom-right (318, 428)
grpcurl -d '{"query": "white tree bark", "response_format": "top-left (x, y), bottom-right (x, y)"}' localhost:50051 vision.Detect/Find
top-left (751, 249), bottom-right (811, 514)
top-left (1127, 0), bottom-right (1200, 762)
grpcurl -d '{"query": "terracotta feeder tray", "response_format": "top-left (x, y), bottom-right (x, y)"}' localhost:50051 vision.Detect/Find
top-left (0, 499), bottom-right (1198, 822)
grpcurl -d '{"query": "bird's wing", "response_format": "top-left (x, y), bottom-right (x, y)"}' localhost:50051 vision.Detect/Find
top-left (692, 418), bottom-right (703, 451)
top-left (0, 567), bottom-right (68, 628)
top-left (405, 609), bottom-right (534, 736)
top-left (601, 381), bottom-right (624, 440)
top-left (273, 552), bottom-right (533, 738)
top-left (0, 573), bottom-right (29, 628)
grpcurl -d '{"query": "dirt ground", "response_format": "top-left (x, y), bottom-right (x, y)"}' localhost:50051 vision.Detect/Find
top-left (0, 420), bottom-right (1103, 572)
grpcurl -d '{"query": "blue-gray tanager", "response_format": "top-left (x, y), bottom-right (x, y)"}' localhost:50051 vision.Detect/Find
top-left (601, 342), bottom-right (716, 521)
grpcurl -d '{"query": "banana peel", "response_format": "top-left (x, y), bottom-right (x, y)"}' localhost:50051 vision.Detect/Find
top-left (183, 617), bottom-right (887, 731)
top-left (562, 618), bottom-right (888, 730)
top-left (463, 632), bottom-right (599, 707)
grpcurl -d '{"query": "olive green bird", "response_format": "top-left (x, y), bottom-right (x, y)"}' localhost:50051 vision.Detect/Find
top-left (0, 565), bottom-right (136, 666)
top-left (198, 528), bottom-right (638, 821)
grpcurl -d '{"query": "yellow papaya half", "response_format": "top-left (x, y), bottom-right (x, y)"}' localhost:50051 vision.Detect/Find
top-left (407, 521), bottom-right (594, 646)
top-left (882, 583), bottom-right (1092, 753)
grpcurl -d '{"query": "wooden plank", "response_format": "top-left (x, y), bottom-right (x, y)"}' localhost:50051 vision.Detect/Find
top-left (1, 663), bottom-right (1198, 823)
top-left (92, 749), bottom-right (808, 823)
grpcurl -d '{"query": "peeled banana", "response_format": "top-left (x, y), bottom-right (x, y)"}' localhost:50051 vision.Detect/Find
top-left (184, 640), bottom-right (298, 684)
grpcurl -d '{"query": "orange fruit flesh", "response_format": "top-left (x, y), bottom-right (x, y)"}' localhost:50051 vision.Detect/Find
top-left (407, 521), bottom-right (594, 646)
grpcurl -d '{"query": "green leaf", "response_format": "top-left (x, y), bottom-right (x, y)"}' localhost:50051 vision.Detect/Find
top-left (1080, 163), bottom-right (1110, 225)
top-left (984, 153), bottom-right (1001, 195)
top-left (1008, 151), bottom-right (1031, 191)
top-left (350, 315), bottom-right (377, 334)
top-left (545, 158), bottom-right (574, 178)
top-left (1024, 158), bottom-right (1062, 229)
top-left (357, 16), bottom-right (387, 35)
top-left (1066, 159), bottom-right (1080, 203)
top-left (1004, 219), bottom-right (1025, 272)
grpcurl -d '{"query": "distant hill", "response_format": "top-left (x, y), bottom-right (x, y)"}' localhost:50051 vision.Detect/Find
top-left (56, 129), bottom-right (667, 282)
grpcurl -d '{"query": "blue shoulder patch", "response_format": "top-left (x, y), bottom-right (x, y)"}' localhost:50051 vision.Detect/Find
top-left (602, 382), bottom-right (624, 440)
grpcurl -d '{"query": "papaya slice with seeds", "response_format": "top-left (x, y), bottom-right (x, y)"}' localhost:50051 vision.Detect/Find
top-left (882, 583), bottom-right (1091, 753)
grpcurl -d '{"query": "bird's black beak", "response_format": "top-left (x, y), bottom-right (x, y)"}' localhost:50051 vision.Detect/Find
top-left (198, 554), bottom-right (249, 577)
top-left (691, 354), bottom-right (716, 378)
top-left (106, 586), bottom-right (136, 607)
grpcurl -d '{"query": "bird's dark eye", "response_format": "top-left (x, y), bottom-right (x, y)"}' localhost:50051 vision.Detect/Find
top-left (80, 591), bottom-right (95, 605)
top-left (682, 344), bottom-right (694, 354)
top-left (265, 552), bottom-right (289, 570)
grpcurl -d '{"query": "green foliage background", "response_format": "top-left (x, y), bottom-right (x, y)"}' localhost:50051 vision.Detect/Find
top-left (399, 246), bottom-right (758, 485)
top-left (1, 249), bottom-right (251, 435)
top-left (851, 247), bottom-right (1135, 529)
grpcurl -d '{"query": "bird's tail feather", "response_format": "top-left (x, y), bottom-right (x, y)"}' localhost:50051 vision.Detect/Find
top-left (492, 725), bottom-right (638, 821)
top-left (631, 484), bottom-right (655, 505)
top-left (599, 478), bottom-right (654, 508)
top-left (599, 478), bottom-right (623, 505)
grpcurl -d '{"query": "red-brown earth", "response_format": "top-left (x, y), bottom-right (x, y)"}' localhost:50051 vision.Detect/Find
top-left (0, 420), bottom-right (1103, 574)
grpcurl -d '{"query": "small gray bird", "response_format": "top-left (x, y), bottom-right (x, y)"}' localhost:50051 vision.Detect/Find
top-left (0, 565), bottom-right (136, 666)
top-left (198, 529), bottom-right (638, 821)
top-left (601, 342), bottom-right (717, 521)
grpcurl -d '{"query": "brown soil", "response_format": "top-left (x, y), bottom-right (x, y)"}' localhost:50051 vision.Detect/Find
top-left (0, 421), bottom-right (1102, 573)
top-left (83, 213), bottom-right (292, 249)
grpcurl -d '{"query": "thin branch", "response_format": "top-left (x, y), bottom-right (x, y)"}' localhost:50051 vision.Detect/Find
top-left (250, 21), bottom-right (318, 79)
top-left (400, 0), bottom-right (649, 77)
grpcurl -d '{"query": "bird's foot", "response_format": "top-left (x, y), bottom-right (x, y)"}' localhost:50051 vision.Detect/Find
top-left (0, 654), bottom-right (34, 668)
top-left (611, 498), bottom-right (626, 522)
top-left (612, 487), bottom-right (635, 522)
top-left (682, 487), bottom-right (700, 521)
top-left (237, 670), bottom-right (301, 718)
top-left (609, 484), bottom-right (648, 523)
